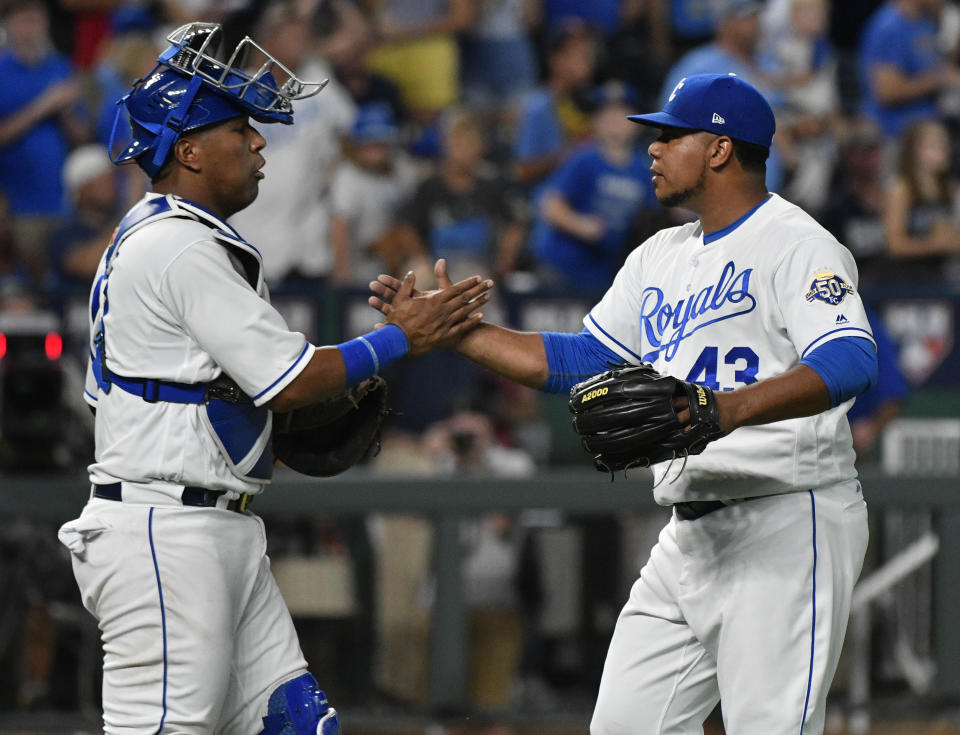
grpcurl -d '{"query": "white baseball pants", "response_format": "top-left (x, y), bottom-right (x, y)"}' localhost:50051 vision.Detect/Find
top-left (591, 480), bottom-right (869, 735)
top-left (59, 498), bottom-right (307, 734)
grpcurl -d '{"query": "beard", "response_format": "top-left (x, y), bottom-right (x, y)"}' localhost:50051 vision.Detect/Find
top-left (656, 166), bottom-right (706, 209)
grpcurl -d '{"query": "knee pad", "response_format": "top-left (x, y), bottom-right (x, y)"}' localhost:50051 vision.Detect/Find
top-left (260, 673), bottom-right (340, 735)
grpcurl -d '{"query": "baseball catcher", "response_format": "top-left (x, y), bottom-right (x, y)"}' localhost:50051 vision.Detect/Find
top-left (569, 364), bottom-right (724, 474)
top-left (57, 18), bottom-right (492, 734)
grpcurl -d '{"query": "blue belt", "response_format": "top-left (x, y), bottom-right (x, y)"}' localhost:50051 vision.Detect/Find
top-left (107, 373), bottom-right (250, 404)
top-left (109, 375), bottom-right (208, 404)
top-left (93, 482), bottom-right (252, 512)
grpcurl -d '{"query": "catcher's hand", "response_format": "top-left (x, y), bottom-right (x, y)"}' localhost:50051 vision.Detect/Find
top-left (569, 364), bottom-right (724, 473)
top-left (273, 376), bottom-right (388, 477)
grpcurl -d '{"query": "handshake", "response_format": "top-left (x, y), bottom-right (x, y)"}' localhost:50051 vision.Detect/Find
top-left (366, 259), bottom-right (492, 355)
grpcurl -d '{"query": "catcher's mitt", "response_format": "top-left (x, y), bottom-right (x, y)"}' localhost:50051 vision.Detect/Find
top-left (569, 364), bottom-right (723, 474)
top-left (273, 376), bottom-right (388, 477)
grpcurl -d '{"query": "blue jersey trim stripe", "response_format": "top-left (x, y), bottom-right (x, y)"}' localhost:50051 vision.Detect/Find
top-left (148, 508), bottom-right (169, 734)
top-left (800, 327), bottom-right (874, 359)
top-left (702, 196), bottom-right (771, 244)
top-left (799, 490), bottom-right (818, 734)
top-left (586, 314), bottom-right (644, 363)
top-left (83, 388), bottom-right (98, 402)
top-left (253, 342), bottom-right (312, 401)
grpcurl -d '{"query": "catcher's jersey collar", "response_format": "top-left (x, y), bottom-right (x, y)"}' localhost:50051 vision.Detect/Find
top-left (702, 194), bottom-right (772, 245)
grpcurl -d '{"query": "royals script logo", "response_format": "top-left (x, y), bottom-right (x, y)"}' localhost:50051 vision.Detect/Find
top-left (640, 261), bottom-right (756, 362)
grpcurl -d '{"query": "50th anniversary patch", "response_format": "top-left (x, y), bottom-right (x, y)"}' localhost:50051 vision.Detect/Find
top-left (805, 270), bottom-right (854, 306)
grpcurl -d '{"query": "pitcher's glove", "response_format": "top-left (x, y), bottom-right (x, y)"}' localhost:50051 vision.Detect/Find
top-left (273, 376), bottom-right (388, 477)
top-left (569, 364), bottom-right (723, 473)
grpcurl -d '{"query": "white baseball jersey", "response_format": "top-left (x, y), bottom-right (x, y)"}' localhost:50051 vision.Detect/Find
top-left (83, 192), bottom-right (315, 500)
top-left (588, 193), bottom-right (872, 735)
top-left (586, 193), bottom-right (875, 504)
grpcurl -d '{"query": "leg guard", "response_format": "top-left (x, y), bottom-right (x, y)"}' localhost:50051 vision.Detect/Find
top-left (260, 673), bottom-right (340, 735)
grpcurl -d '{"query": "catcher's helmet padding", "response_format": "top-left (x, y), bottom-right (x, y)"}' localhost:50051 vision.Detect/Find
top-left (110, 22), bottom-right (327, 177)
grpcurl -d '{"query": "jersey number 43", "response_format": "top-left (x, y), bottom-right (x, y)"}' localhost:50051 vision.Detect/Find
top-left (685, 346), bottom-right (759, 392)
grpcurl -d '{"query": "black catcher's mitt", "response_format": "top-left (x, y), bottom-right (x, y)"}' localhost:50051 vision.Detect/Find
top-left (273, 376), bottom-right (388, 477)
top-left (569, 364), bottom-right (723, 473)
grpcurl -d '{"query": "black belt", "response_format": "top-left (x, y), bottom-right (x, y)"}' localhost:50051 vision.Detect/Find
top-left (93, 482), bottom-right (252, 512)
top-left (673, 500), bottom-right (728, 521)
top-left (677, 491), bottom-right (792, 520)
top-left (673, 494), bottom-right (775, 520)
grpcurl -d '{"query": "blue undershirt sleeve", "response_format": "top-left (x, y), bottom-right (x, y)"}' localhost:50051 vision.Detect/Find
top-left (541, 328), bottom-right (626, 393)
top-left (799, 336), bottom-right (878, 407)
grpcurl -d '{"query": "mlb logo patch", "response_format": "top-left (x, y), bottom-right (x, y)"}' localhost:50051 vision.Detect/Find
top-left (884, 300), bottom-right (954, 384)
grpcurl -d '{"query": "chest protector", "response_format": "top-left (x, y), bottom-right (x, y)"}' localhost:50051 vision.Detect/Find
top-left (90, 194), bottom-right (273, 482)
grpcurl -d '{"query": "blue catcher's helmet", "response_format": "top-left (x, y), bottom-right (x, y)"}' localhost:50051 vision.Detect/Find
top-left (110, 22), bottom-right (327, 177)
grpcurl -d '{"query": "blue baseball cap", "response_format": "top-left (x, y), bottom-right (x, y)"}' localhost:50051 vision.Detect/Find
top-left (349, 103), bottom-right (399, 143)
top-left (628, 73), bottom-right (775, 149)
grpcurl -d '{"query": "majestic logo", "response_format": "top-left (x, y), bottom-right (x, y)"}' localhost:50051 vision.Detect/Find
top-left (639, 260), bottom-right (756, 362)
top-left (805, 269), bottom-right (854, 306)
top-left (668, 78), bottom-right (685, 102)
top-left (712, 112), bottom-right (725, 124)
top-left (835, 314), bottom-right (849, 325)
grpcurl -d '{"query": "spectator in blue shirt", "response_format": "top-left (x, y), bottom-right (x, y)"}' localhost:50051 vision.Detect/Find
top-left (512, 19), bottom-right (598, 193)
top-left (530, 82), bottom-right (657, 297)
top-left (0, 0), bottom-right (89, 282)
top-left (858, 0), bottom-right (959, 139)
top-left (659, 0), bottom-right (785, 191)
top-left (660, 0), bottom-right (766, 104)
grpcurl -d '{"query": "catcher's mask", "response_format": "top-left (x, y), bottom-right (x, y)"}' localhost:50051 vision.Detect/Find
top-left (109, 21), bottom-right (327, 177)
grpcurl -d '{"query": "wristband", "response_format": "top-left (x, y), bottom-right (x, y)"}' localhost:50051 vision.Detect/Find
top-left (337, 324), bottom-right (409, 386)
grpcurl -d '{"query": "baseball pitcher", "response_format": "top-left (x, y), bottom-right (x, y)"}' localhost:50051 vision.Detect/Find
top-left (371, 74), bottom-right (877, 735)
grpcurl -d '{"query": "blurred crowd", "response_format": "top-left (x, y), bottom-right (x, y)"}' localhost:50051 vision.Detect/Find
top-left (4, 0), bottom-right (960, 306)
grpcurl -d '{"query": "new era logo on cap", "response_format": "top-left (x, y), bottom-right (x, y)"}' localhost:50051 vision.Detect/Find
top-left (627, 73), bottom-right (775, 148)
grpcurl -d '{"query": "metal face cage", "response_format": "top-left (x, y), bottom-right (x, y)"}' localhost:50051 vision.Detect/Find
top-left (161, 22), bottom-right (328, 116)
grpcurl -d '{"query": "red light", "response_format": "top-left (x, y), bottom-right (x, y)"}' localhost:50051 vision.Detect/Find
top-left (0, 333), bottom-right (5, 359)
top-left (45, 332), bottom-right (63, 360)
